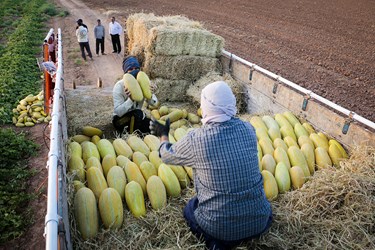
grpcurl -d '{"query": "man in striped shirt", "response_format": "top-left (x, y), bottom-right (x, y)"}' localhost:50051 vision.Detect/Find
top-left (151, 81), bottom-right (272, 249)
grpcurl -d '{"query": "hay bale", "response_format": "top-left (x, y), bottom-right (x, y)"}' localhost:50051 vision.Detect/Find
top-left (127, 13), bottom-right (164, 56)
top-left (152, 78), bottom-right (192, 102)
top-left (143, 55), bottom-right (221, 81)
top-left (186, 72), bottom-right (247, 113)
top-left (146, 26), bottom-right (224, 57)
top-left (126, 13), bottom-right (224, 57)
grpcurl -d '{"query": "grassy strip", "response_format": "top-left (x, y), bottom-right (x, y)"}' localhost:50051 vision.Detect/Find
top-left (0, 128), bottom-right (38, 242)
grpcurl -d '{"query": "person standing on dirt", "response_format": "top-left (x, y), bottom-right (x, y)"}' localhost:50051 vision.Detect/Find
top-left (76, 19), bottom-right (93, 61)
top-left (48, 33), bottom-right (56, 63)
top-left (150, 81), bottom-right (273, 250)
top-left (94, 19), bottom-right (106, 56)
top-left (76, 18), bottom-right (88, 30)
top-left (109, 16), bottom-right (123, 54)
top-left (112, 56), bottom-right (157, 134)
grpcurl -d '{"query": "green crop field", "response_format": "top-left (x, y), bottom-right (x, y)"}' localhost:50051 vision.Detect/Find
top-left (0, 0), bottom-right (60, 243)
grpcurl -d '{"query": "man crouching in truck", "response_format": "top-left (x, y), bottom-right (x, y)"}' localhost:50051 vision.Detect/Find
top-left (112, 56), bottom-right (158, 134)
top-left (150, 81), bottom-right (272, 250)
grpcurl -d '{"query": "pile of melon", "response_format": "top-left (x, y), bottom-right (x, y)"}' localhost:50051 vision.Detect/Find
top-left (68, 126), bottom-right (195, 240)
top-left (12, 91), bottom-right (51, 127)
top-left (147, 104), bottom-right (202, 137)
top-left (248, 111), bottom-right (348, 201)
top-left (68, 109), bottom-right (348, 240)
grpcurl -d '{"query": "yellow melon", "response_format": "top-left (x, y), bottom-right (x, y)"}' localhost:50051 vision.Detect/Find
top-left (315, 147), bottom-right (332, 169)
top-left (261, 154), bottom-right (276, 175)
top-left (147, 176), bottom-right (167, 210)
top-left (289, 166), bottom-right (305, 189)
top-left (125, 181), bottom-right (146, 218)
top-left (287, 146), bottom-right (310, 177)
top-left (261, 170), bottom-right (278, 201)
top-left (106, 166), bottom-right (127, 199)
top-left (274, 162), bottom-right (291, 193)
top-left (74, 188), bottom-right (99, 239)
top-left (158, 164), bottom-right (181, 197)
top-left (99, 188), bottom-right (124, 229)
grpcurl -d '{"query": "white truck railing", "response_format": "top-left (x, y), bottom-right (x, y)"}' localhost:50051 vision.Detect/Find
top-left (44, 28), bottom-right (72, 250)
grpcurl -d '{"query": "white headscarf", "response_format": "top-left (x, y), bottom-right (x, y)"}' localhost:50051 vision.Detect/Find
top-left (200, 81), bottom-right (237, 125)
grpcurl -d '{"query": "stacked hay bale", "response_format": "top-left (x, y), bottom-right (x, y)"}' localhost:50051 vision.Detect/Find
top-left (126, 13), bottom-right (224, 102)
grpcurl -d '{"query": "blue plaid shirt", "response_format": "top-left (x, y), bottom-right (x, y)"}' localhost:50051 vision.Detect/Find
top-left (159, 118), bottom-right (272, 241)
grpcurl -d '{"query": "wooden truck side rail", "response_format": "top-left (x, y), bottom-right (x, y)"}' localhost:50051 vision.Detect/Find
top-left (220, 50), bottom-right (375, 149)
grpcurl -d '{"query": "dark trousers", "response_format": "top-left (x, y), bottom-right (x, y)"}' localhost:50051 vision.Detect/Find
top-left (49, 51), bottom-right (56, 63)
top-left (112, 109), bottom-right (151, 134)
top-left (110, 34), bottom-right (121, 53)
top-left (183, 196), bottom-right (273, 250)
top-left (96, 37), bottom-right (105, 55)
top-left (79, 42), bottom-right (92, 60)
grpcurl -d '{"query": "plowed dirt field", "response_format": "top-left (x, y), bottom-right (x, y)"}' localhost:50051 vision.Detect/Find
top-left (86, 0), bottom-right (375, 122)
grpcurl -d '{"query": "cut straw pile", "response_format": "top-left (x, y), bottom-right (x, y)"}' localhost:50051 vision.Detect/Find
top-left (247, 145), bottom-right (375, 250)
top-left (66, 88), bottom-right (115, 137)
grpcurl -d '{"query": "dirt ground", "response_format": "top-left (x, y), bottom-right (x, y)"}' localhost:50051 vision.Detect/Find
top-left (1, 0), bottom-right (374, 249)
top-left (86, 0), bottom-right (375, 123)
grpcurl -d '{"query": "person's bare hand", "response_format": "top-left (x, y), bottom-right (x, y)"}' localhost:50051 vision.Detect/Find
top-left (124, 86), bottom-right (132, 99)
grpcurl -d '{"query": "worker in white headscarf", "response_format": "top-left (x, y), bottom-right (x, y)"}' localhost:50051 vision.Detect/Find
top-left (150, 81), bottom-right (272, 250)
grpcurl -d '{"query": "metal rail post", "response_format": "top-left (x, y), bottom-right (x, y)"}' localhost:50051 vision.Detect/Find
top-left (45, 28), bottom-right (72, 250)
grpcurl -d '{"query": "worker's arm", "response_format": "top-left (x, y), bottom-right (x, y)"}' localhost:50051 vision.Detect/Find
top-left (159, 132), bottom-right (195, 167)
top-left (117, 22), bottom-right (123, 35)
top-left (113, 80), bottom-right (134, 117)
top-left (94, 27), bottom-right (98, 39)
top-left (150, 118), bottom-right (195, 166)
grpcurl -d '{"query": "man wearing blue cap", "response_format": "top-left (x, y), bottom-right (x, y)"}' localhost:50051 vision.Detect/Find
top-left (112, 56), bottom-right (157, 134)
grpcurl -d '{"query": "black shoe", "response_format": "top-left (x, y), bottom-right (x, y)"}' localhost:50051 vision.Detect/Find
top-left (112, 51), bottom-right (117, 53)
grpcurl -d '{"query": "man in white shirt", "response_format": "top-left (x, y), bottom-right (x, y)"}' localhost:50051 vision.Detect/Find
top-left (75, 19), bottom-right (93, 61)
top-left (109, 17), bottom-right (123, 54)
